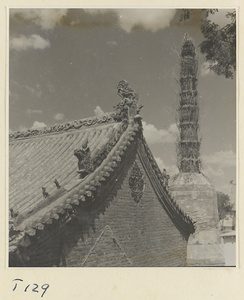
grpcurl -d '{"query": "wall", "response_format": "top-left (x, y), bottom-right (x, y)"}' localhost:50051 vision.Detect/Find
top-left (170, 172), bottom-right (225, 266)
top-left (170, 173), bottom-right (219, 232)
top-left (221, 234), bottom-right (236, 266)
top-left (64, 155), bottom-right (188, 267)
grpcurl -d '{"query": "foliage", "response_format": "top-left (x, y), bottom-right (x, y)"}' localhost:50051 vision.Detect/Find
top-left (217, 191), bottom-right (233, 220)
top-left (180, 9), bottom-right (236, 79)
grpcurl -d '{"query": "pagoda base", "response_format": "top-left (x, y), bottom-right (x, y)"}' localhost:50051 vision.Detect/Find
top-left (187, 230), bottom-right (224, 266)
top-left (169, 172), bottom-right (225, 266)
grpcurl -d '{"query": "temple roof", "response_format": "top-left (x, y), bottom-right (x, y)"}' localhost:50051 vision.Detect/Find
top-left (9, 113), bottom-right (122, 218)
top-left (9, 81), bottom-right (195, 252)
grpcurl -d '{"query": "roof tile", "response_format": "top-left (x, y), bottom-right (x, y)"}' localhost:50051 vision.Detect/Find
top-left (9, 107), bottom-right (195, 248)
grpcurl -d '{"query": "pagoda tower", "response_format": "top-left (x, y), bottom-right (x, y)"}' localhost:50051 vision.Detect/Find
top-left (177, 35), bottom-right (201, 173)
top-left (169, 35), bottom-right (225, 266)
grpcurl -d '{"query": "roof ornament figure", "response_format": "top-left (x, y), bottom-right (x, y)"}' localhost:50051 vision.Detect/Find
top-left (114, 80), bottom-right (143, 122)
top-left (162, 169), bottom-right (170, 188)
top-left (54, 179), bottom-right (61, 189)
top-left (42, 187), bottom-right (49, 198)
top-left (74, 139), bottom-right (94, 178)
top-left (117, 80), bottom-right (138, 101)
top-left (9, 208), bottom-right (18, 219)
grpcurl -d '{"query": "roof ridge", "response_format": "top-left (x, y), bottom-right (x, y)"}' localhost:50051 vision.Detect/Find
top-left (10, 80), bottom-right (144, 142)
top-left (139, 136), bottom-right (195, 234)
top-left (9, 112), bottom-right (118, 141)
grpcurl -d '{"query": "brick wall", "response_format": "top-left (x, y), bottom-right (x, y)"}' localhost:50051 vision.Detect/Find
top-left (64, 155), bottom-right (188, 267)
top-left (169, 173), bottom-right (225, 266)
top-left (169, 173), bottom-right (220, 232)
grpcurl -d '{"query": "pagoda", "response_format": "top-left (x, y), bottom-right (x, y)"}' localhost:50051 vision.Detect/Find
top-left (169, 35), bottom-right (225, 266)
top-left (177, 35), bottom-right (201, 173)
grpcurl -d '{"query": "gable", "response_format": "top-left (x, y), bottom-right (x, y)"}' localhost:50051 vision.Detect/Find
top-left (64, 154), bottom-right (188, 267)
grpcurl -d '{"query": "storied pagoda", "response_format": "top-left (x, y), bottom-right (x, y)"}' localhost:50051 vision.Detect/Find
top-left (177, 35), bottom-right (201, 173)
top-left (169, 35), bottom-right (225, 266)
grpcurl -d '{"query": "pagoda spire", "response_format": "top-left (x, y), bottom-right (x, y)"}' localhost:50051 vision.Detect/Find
top-left (177, 35), bottom-right (201, 173)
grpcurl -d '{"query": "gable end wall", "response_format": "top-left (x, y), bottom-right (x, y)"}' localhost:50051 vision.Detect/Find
top-left (65, 155), bottom-right (188, 267)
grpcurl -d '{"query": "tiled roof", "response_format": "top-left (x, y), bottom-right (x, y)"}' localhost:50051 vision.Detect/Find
top-left (9, 113), bottom-right (121, 218)
top-left (9, 83), bottom-right (195, 252)
top-left (9, 112), bottom-right (142, 250)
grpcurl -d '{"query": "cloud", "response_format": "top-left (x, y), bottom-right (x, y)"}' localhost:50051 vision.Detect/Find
top-left (27, 109), bottom-right (43, 114)
top-left (207, 9), bottom-right (235, 28)
top-left (200, 61), bottom-right (214, 77)
top-left (218, 183), bottom-right (232, 195)
top-left (202, 150), bottom-right (236, 168)
top-left (46, 83), bottom-right (56, 94)
top-left (11, 8), bottom-right (176, 33)
top-left (10, 34), bottom-right (50, 51)
top-left (18, 125), bottom-right (27, 132)
top-left (202, 150), bottom-right (236, 183)
top-left (142, 121), bottom-right (178, 145)
top-left (24, 83), bottom-right (43, 98)
top-left (31, 121), bottom-right (47, 129)
top-left (69, 20), bottom-right (80, 26)
top-left (116, 9), bottom-right (176, 32)
top-left (84, 9), bottom-right (176, 33)
top-left (10, 9), bottom-right (68, 30)
top-left (54, 113), bottom-right (65, 121)
top-left (94, 106), bottom-right (105, 117)
top-left (107, 40), bottom-right (118, 46)
top-left (9, 90), bottom-right (20, 103)
top-left (155, 156), bottom-right (178, 176)
top-left (83, 9), bottom-right (108, 15)
top-left (155, 157), bottom-right (166, 170)
top-left (202, 165), bottom-right (225, 178)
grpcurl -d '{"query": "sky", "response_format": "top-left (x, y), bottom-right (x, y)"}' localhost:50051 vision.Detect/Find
top-left (9, 8), bottom-right (236, 194)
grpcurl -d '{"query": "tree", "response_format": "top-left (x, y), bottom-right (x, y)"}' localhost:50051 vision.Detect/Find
top-left (217, 191), bottom-right (233, 220)
top-left (180, 9), bottom-right (236, 79)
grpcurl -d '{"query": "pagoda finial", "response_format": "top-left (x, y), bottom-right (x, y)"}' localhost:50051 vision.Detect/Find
top-left (181, 34), bottom-right (196, 58)
top-left (184, 33), bottom-right (189, 40)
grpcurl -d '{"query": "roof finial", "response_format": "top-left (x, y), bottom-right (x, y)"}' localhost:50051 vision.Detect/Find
top-left (114, 80), bottom-right (142, 122)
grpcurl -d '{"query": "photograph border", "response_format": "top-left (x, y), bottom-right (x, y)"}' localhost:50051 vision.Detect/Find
top-left (1, 1), bottom-right (243, 299)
